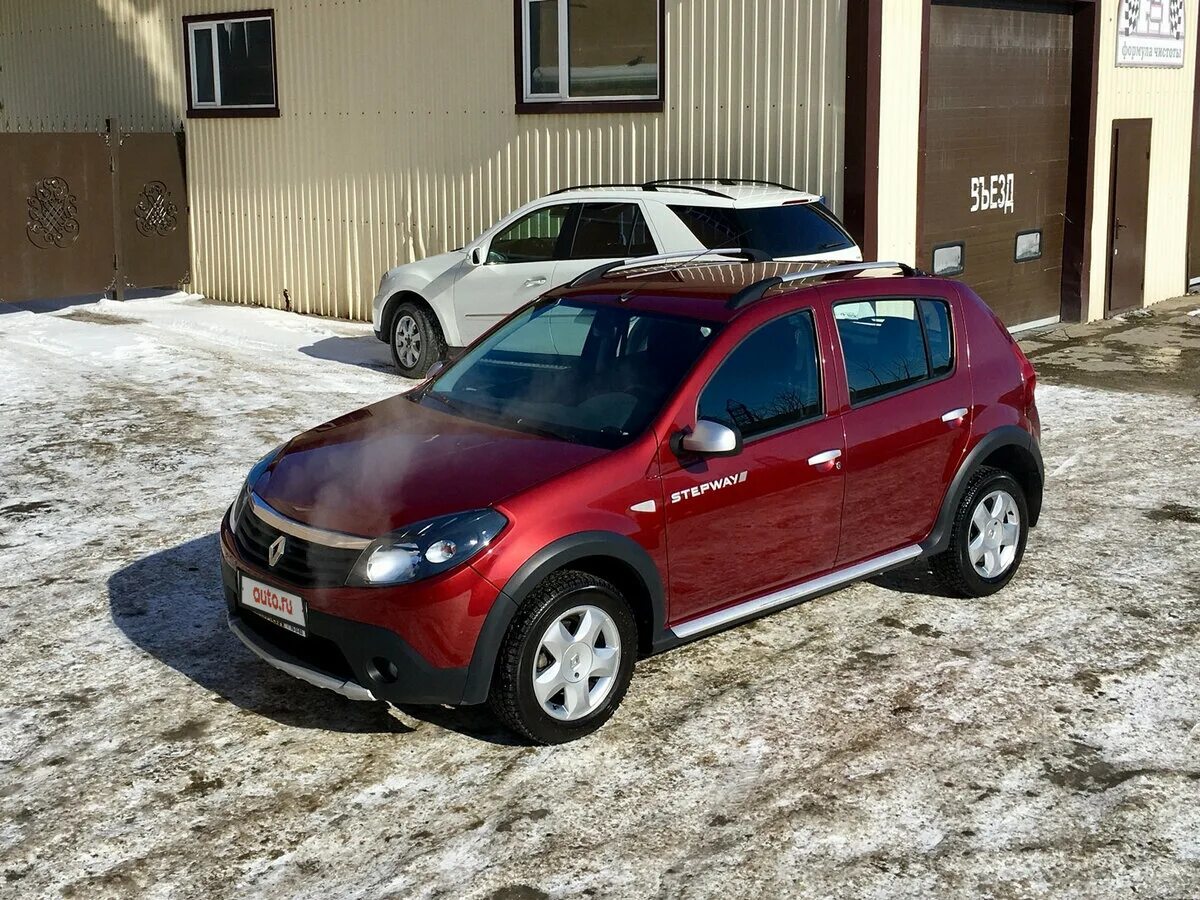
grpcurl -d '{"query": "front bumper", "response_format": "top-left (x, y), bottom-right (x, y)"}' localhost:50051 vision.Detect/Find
top-left (220, 517), bottom-right (500, 706)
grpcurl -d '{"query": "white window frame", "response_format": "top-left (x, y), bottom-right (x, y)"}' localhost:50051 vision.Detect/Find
top-left (186, 14), bottom-right (276, 112)
top-left (520, 0), bottom-right (661, 104)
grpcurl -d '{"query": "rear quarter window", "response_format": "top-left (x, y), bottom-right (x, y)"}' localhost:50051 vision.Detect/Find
top-left (669, 203), bottom-right (855, 258)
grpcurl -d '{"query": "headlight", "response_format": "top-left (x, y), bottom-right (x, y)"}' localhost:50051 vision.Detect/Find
top-left (230, 444), bottom-right (285, 525)
top-left (349, 509), bottom-right (507, 586)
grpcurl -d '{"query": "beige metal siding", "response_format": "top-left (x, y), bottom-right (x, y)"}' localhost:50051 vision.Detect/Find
top-left (2, 1), bottom-right (847, 321)
top-left (875, 0), bottom-right (923, 265)
top-left (1088, 0), bottom-right (1198, 318)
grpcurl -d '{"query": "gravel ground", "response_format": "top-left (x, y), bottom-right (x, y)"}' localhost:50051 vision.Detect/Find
top-left (1, 293), bottom-right (1198, 899)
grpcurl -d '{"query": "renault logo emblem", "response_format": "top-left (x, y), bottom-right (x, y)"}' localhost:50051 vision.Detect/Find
top-left (268, 535), bottom-right (286, 567)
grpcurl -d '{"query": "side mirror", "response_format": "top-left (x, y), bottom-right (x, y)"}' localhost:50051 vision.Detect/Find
top-left (675, 419), bottom-right (743, 458)
top-left (425, 360), bottom-right (445, 380)
top-left (470, 247), bottom-right (485, 266)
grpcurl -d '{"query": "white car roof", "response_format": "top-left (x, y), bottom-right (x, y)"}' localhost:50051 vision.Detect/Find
top-left (545, 180), bottom-right (823, 209)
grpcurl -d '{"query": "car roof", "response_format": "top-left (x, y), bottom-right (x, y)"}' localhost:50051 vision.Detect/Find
top-left (546, 259), bottom-right (926, 323)
top-left (545, 179), bottom-right (822, 209)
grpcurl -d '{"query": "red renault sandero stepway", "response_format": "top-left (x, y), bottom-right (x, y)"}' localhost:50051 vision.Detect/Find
top-left (220, 255), bottom-right (1043, 744)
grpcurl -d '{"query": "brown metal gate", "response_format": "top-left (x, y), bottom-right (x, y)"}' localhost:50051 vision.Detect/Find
top-left (0, 123), bottom-right (189, 302)
top-left (919, 2), bottom-right (1074, 328)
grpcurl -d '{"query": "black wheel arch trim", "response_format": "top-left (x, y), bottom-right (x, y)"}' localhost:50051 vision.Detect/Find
top-left (922, 425), bottom-right (1044, 557)
top-left (459, 531), bottom-right (667, 705)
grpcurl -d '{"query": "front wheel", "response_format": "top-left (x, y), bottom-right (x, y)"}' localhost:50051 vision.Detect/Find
top-left (931, 466), bottom-right (1029, 598)
top-left (489, 570), bottom-right (637, 745)
top-left (389, 302), bottom-right (446, 378)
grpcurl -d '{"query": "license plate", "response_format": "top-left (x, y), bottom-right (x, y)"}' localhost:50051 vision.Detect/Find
top-left (239, 575), bottom-right (307, 636)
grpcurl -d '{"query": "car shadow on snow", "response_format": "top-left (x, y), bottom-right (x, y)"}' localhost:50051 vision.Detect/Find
top-left (868, 560), bottom-right (961, 598)
top-left (299, 335), bottom-right (396, 374)
top-left (106, 533), bottom-right (413, 734)
top-left (106, 533), bottom-right (524, 744)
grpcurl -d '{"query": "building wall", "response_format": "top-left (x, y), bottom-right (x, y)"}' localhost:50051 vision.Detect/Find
top-left (1087, 0), bottom-right (1198, 319)
top-left (0, 0), bottom-right (848, 321)
top-left (875, 0), bottom-right (923, 266)
top-left (872, 0), bottom-right (1199, 323)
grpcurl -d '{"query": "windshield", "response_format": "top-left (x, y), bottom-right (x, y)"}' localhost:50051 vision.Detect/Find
top-left (670, 203), bottom-right (855, 258)
top-left (419, 301), bottom-right (719, 448)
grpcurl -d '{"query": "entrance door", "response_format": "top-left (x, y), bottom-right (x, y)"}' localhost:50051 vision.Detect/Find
top-left (1106, 119), bottom-right (1152, 316)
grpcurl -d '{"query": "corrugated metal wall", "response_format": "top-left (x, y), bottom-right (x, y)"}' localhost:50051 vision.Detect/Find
top-left (1, 1), bottom-right (847, 321)
top-left (1088, 0), bottom-right (1198, 318)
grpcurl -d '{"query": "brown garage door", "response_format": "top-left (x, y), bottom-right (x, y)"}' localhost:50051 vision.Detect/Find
top-left (920, 2), bottom-right (1073, 327)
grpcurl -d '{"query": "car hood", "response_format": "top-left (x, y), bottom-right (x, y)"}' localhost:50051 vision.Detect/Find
top-left (254, 394), bottom-right (608, 538)
top-left (384, 249), bottom-right (466, 283)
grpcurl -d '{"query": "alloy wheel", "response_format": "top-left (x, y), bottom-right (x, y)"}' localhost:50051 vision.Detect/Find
top-left (394, 314), bottom-right (422, 369)
top-left (532, 605), bottom-right (622, 721)
top-left (968, 489), bottom-right (1021, 578)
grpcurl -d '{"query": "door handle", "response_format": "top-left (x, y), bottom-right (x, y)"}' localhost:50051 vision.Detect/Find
top-left (941, 407), bottom-right (969, 425)
top-left (523, 276), bottom-right (548, 288)
top-left (807, 449), bottom-right (842, 468)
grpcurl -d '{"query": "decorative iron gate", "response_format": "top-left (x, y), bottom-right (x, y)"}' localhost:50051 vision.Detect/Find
top-left (0, 122), bottom-right (189, 302)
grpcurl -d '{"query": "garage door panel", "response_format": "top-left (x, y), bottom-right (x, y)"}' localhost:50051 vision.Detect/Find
top-left (920, 2), bottom-right (1073, 326)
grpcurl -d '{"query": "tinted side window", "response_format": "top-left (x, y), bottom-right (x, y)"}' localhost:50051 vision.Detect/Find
top-left (669, 204), bottom-right (855, 257)
top-left (489, 204), bottom-right (572, 263)
top-left (569, 203), bottom-right (657, 259)
top-left (698, 311), bottom-right (821, 438)
top-left (919, 299), bottom-right (953, 376)
top-left (834, 299), bottom-right (932, 404)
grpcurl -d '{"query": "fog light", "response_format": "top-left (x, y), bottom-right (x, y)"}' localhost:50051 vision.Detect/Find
top-left (425, 540), bottom-right (457, 564)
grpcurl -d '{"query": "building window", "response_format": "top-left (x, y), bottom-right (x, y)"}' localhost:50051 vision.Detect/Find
top-left (518, 0), bottom-right (663, 112)
top-left (184, 11), bottom-right (279, 117)
top-left (1015, 230), bottom-right (1043, 262)
top-left (931, 242), bottom-right (965, 277)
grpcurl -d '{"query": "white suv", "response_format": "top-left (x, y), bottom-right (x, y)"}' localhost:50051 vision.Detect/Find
top-left (371, 178), bottom-right (862, 377)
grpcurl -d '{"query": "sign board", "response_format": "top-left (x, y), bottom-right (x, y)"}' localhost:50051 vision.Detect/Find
top-left (1117, 0), bottom-right (1186, 68)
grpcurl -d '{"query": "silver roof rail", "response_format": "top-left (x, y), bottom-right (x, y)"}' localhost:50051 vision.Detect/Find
top-left (568, 248), bottom-right (772, 288)
top-left (726, 260), bottom-right (923, 309)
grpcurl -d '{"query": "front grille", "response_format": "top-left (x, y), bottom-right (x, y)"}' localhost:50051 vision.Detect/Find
top-left (241, 610), bottom-right (358, 683)
top-left (233, 507), bottom-right (363, 588)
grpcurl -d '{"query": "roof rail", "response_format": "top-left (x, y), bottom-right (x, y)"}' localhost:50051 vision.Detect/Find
top-left (547, 179), bottom-right (799, 200)
top-left (546, 183), bottom-right (645, 196)
top-left (644, 177), bottom-right (800, 193)
top-left (726, 261), bottom-right (922, 310)
top-left (568, 248), bottom-right (773, 288)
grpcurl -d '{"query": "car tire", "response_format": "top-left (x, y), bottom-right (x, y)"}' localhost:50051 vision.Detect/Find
top-left (389, 301), bottom-right (446, 378)
top-left (489, 570), bottom-right (638, 745)
top-left (931, 466), bottom-right (1030, 598)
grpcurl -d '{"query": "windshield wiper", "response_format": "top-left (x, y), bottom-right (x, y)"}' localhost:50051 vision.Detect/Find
top-left (511, 418), bottom-right (577, 443)
top-left (426, 391), bottom-right (471, 417)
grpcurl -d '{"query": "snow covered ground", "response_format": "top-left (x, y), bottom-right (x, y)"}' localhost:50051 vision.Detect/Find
top-left (0, 293), bottom-right (1198, 899)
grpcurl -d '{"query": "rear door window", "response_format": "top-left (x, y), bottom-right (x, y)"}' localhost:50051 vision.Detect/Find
top-left (698, 311), bottom-right (822, 438)
top-left (834, 298), bottom-right (955, 405)
top-left (670, 204), bottom-right (854, 257)
top-left (568, 203), bottom-right (658, 259)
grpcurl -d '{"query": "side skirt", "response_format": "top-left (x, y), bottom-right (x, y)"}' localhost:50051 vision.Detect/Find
top-left (667, 545), bottom-right (922, 642)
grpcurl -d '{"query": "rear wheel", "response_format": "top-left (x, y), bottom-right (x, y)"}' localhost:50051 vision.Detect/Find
top-left (931, 466), bottom-right (1029, 597)
top-left (489, 570), bottom-right (637, 745)
top-left (389, 301), bottom-right (445, 378)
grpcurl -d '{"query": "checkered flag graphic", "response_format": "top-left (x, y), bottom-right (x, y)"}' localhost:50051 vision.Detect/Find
top-left (1168, 0), bottom-right (1184, 37)
top-left (1122, 0), bottom-right (1141, 36)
